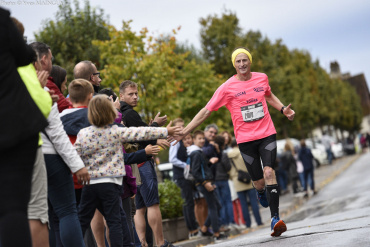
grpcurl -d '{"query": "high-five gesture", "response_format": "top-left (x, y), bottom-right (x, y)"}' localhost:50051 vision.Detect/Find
top-left (166, 121), bottom-right (180, 136)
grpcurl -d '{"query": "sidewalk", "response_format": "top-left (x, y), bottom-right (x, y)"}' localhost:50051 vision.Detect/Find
top-left (173, 154), bottom-right (360, 247)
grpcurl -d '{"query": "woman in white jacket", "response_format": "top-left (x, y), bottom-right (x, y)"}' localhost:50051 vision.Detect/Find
top-left (41, 103), bottom-right (90, 247)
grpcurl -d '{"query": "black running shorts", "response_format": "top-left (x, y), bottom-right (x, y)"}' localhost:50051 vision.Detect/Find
top-left (238, 134), bottom-right (277, 181)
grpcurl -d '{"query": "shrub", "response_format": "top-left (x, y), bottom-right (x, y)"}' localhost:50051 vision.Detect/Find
top-left (158, 179), bottom-right (184, 219)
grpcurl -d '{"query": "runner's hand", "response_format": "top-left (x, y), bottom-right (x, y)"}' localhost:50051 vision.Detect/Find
top-left (283, 104), bottom-right (295, 121)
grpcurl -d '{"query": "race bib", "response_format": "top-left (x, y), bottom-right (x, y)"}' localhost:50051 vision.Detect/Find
top-left (241, 102), bottom-right (264, 122)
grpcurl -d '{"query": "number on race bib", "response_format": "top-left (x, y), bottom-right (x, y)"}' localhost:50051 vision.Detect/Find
top-left (241, 102), bottom-right (264, 122)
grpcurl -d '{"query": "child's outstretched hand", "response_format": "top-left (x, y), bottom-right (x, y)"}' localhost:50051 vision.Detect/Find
top-left (145, 144), bottom-right (161, 156)
top-left (166, 121), bottom-right (180, 136)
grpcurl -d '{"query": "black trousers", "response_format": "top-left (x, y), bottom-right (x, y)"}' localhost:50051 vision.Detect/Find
top-left (0, 134), bottom-right (39, 247)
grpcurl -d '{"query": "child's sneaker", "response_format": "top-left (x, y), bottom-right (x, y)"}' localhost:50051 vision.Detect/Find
top-left (256, 189), bottom-right (269, 208)
top-left (219, 225), bottom-right (230, 233)
top-left (200, 230), bottom-right (213, 237)
top-left (270, 215), bottom-right (287, 237)
top-left (213, 233), bottom-right (228, 243)
top-left (160, 239), bottom-right (180, 247)
top-left (189, 230), bottom-right (201, 239)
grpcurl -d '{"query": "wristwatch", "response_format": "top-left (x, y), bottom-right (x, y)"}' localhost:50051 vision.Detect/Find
top-left (280, 106), bottom-right (286, 114)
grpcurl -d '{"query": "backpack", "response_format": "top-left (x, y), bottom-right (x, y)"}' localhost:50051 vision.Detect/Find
top-left (184, 153), bottom-right (206, 181)
top-left (183, 156), bottom-right (194, 181)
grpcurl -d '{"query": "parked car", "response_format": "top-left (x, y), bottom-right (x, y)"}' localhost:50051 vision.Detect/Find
top-left (157, 162), bottom-right (174, 181)
top-left (277, 138), bottom-right (328, 167)
top-left (342, 137), bottom-right (356, 155)
top-left (304, 139), bottom-right (329, 166)
top-left (331, 142), bottom-right (344, 158)
top-left (316, 136), bottom-right (344, 159)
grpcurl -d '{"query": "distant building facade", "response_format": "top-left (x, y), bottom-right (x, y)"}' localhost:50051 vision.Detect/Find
top-left (330, 61), bottom-right (370, 132)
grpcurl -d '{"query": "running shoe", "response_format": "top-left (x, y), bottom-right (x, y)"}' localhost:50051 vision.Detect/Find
top-left (256, 189), bottom-right (269, 208)
top-left (270, 215), bottom-right (287, 237)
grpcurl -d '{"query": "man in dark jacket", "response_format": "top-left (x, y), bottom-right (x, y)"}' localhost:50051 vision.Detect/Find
top-left (118, 80), bottom-right (176, 247)
top-left (298, 140), bottom-right (316, 198)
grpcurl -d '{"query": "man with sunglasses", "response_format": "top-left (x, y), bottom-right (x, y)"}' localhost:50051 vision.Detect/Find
top-left (73, 60), bottom-right (102, 95)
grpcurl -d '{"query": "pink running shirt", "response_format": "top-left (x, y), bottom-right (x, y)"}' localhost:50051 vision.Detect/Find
top-left (206, 72), bottom-right (276, 144)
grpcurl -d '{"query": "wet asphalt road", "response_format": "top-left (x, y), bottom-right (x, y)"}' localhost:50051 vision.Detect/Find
top-left (210, 153), bottom-right (370, 246)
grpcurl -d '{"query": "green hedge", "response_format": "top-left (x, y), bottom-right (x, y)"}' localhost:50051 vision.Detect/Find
top-left (158, 179), bottom-right (184, 219)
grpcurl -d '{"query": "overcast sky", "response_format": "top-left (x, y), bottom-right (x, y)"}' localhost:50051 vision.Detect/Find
top-left (3, 0), bottom-right (370, 86)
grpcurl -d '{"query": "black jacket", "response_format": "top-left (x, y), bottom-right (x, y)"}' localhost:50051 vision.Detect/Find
top-left (215, 152), bottom-right (231, 181)
top-left (189, 146), bottom-right (214, 185)
top-left (298, 147), bottom-right (314, 170)
top-left (0, 8), bottom-right (48, 149)
top-left (280, 150), bottom-right (298, 178)
top-left (119, 101), bottom-right (158, 150)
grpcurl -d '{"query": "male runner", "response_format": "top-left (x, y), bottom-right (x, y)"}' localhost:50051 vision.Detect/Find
top-left (174, 47), bottom-right (295, 237)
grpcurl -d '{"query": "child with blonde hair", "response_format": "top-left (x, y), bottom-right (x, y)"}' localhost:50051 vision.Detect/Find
top-left (75, 95), bottom-right (179, 247)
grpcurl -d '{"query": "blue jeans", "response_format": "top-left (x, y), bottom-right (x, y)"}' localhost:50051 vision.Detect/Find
top-left (326, 148), bottom-right (333, 164)
top-left (237, 189), bottom-right (262, 227)
top-left (78, 183), bottom-right (132, 247)
top-left (214, 180), bottom-right (234, 225)
top-left (175, 178), bottom-right (198, 231)
top-left (298, 172), bottom-right (305, 189)
top-left (197, 185), bottom-right (221, 233)
top-left (277, 169), bottom-right (288, 191)
top-left (44, 154), bottom-right (85, 247)
top-left (303, 168), bottom-right (315, 191)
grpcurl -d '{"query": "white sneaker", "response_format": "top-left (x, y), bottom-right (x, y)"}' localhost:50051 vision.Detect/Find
top-left (236, 224), bottom-right (247, 230)
top-left (229, 223), bottom-right (243, 230)
top-left (188, 230), bottom-right (201, 239)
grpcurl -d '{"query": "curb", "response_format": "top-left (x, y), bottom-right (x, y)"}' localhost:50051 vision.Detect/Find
top-left (318, 154), bottom-right (360, 189)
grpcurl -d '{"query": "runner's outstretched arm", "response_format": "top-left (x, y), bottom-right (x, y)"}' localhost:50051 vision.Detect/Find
top-left (173, 107), bottom-right (212, 145)
top-left (265, 92), bottom-right (295, 120)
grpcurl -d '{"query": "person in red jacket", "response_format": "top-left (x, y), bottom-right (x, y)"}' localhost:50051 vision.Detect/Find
top-left (30, 42), bottom-right (73, 113)
top-left (50, 65), bottom-right (68, 94)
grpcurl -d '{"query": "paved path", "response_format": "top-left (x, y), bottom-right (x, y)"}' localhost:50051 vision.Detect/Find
top-left (175, 154), bottom-right (361, 247)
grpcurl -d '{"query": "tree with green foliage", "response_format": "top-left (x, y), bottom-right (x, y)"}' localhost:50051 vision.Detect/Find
top-left (200, 10), bottom-right (243, 77)
top-left (35, 0), bottom-right (109, 79)
top-left (93, 22), bottom-right (227, 130)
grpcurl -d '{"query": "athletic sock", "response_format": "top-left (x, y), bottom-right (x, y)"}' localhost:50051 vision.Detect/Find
top-left (266, 184), bottom-right (279, 218)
